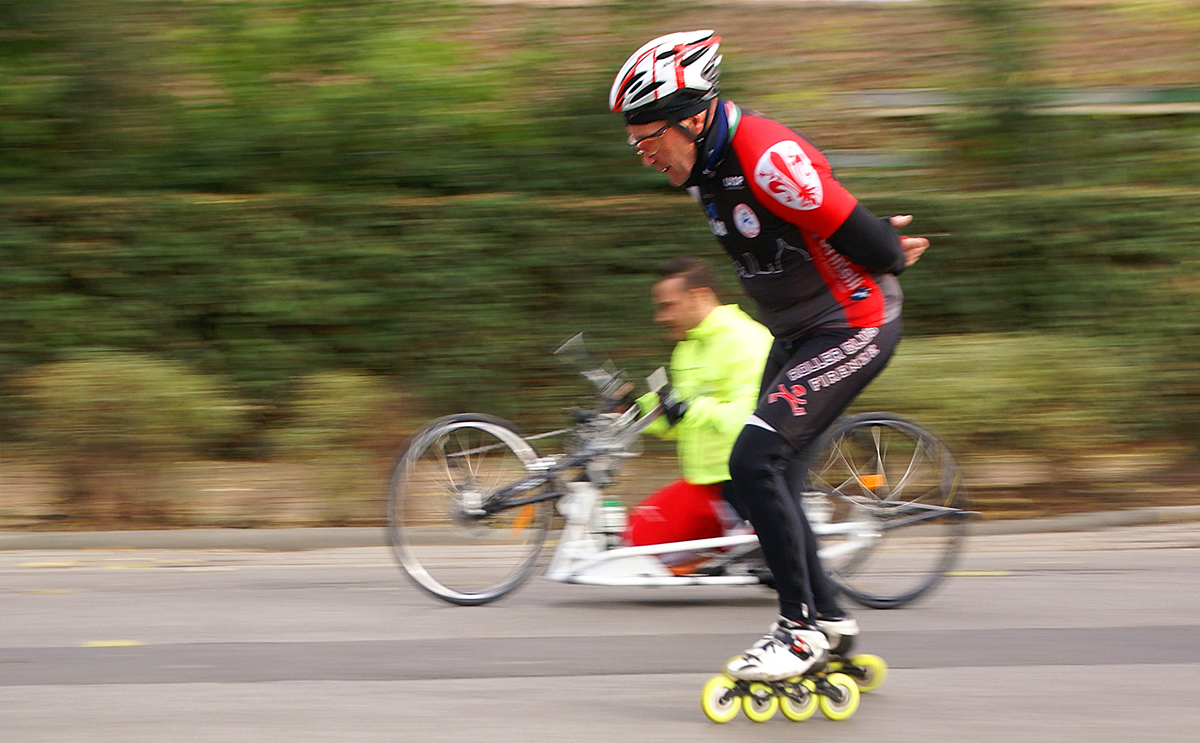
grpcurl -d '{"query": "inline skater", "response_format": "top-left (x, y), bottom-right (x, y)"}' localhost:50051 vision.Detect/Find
top-left (624, 256), bottom-right (771, 571)
top-left (610, 31), bottom-right (929, 684)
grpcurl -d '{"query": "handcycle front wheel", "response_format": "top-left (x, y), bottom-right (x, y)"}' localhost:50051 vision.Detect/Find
top-left (809, 412), bottom-right (970, 609)
top-left (388, 414), bottom-right (552, 606)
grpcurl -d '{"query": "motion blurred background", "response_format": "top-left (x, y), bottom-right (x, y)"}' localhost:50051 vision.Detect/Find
top-left (2, 0), bottom-right (1198, 529)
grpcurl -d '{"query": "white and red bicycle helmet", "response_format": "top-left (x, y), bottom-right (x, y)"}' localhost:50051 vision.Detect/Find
top-left (609, 30), bottom-right (722, 125)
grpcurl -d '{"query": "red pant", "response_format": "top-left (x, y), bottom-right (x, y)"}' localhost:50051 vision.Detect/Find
top-left (624, 479), bottom-right (728, 548)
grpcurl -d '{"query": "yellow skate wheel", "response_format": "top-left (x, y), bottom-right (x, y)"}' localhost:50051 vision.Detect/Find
top-left (848, 653), bottom-right (888, 693)
top-left (779, 678), bottom-right (819, 722)
top-left (819, 673), bottom-right (860, 721)
top-left (701, 675), bottom-right (741, 724)
top-left (741, 682), bottom-right (778, 723)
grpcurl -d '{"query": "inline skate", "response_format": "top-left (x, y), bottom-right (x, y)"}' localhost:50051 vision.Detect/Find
top-left (700, 619), bottom-right (861, 723)
top-left (818, 616), bottom-right (888, 693)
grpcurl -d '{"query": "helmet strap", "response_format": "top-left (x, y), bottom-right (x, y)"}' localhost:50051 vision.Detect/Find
top-left (667, 99), bottom-right (717, 144)
top-left (683, 99), bottom-right (723, 186)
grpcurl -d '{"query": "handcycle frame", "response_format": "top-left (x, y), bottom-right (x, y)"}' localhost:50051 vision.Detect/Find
top-left (541, 411), bottom-right (863, 588)
top-left (540, 407), bottom-right (969, 597)
top-left (388, 338), bottom-right (972, 608)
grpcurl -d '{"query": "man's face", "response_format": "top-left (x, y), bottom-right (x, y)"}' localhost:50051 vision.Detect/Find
top-left (653, 276), bottom-right (704, 341)
top-left (627, 116), bottom-right (702, 187)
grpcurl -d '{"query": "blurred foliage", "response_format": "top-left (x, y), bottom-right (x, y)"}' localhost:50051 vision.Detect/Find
top-left (856, 333), bottom-right (1144, 456)
top-left (11, 351), bottom-right (247, 519)
top-left (0, 192), bottom-right (706, 432)
top-left (1, 0), bottom-right (1200, 524)
top-left (268, 370), bottom-right (412, 456)
top-left (3, 0), bottom-right (1198, 193)
top-left (0, 0), bottom-right (644, 194)
top-left (13, 351), bottom-right (246, 462)
top-left (935, 0), bottom-right (1048, 186)
top-left (2, 188), bottom-right (1197, 448)
top-left (266, 370), bottom-right (415, 522)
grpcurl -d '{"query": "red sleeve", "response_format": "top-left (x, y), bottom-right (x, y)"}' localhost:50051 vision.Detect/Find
top-left (733, 114), bottom-right (857, 239)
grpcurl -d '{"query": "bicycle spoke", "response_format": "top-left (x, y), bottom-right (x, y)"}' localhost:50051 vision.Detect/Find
top-left (433, 435), bottom-right (454, 489)
top-left (456, 429), bottom-right (478, 484)
top-left (886, 441), bottom-right (932, 502)
top-left (888, 439), bottom-right (931, 501)
top-left (827, 437), bottom-right (866, 495)
top-left (870, 425), bottom-right (885, 488)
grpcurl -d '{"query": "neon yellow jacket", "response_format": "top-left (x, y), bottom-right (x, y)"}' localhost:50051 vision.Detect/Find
top-left (637, 304), bottom-right (772, 485)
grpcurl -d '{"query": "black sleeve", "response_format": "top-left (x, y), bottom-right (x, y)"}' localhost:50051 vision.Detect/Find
top-left (826, 202), bottom-right (906, 276)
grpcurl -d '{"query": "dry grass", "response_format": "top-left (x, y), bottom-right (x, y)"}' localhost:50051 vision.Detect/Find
top-left (460, 0), bottom-right (1200, 149)
top-left (4, 448), bottom-right (1198, 531)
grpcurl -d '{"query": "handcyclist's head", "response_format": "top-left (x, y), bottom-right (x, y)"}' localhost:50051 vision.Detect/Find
top-left (652, 256), bottom-right (721, 341)
top-left (610, 31), bottom-right (722, 187)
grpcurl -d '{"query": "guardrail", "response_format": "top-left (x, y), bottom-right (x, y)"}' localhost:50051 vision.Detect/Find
top-left (842, 87), bottom-right (1200, 117)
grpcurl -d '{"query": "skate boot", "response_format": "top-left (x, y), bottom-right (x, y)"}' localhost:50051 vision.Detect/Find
top-left (725, 618), bottom-right (828, 681)
top-left (817, 614), bottom-right (887, 693)
top-left (700, 618), bottom-right (860, 724)
top-left (816, 615), bottom-right (859, 655)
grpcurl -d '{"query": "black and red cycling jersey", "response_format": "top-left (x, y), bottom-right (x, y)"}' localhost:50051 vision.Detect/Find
top-left (687, 100), bottom-right (905, 340)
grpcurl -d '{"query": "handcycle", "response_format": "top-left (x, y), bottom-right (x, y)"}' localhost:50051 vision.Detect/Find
top-left (387, 335), bottom-right (972, 611)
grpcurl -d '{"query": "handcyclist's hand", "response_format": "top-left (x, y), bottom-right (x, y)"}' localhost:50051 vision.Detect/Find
top-left (658, 384), bottom-right (690, 426)
top-left (609, 382), bottom-right (637, 413)
top-left (890, 214), bottom-right (929, 267)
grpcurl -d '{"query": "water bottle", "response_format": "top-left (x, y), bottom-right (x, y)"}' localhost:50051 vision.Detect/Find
top-left (598, 499), bottom-right (628, 548)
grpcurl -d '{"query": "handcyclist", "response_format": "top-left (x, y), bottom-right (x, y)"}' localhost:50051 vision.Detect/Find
top-left (610, 31), bottom-right (930, 683)
top-left (624, 256), bottom-right (771, 572)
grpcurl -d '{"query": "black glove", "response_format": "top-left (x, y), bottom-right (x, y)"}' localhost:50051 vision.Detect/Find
top-left (658, 384), bottom-right (689, 426)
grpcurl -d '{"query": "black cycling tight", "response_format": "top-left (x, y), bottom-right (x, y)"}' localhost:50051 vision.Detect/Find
top-left (724, 425), bottom-right (841, 624)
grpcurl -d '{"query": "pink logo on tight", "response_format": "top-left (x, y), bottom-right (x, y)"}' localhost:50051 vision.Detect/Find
top-left (767, 384), bottom-right (807, 416)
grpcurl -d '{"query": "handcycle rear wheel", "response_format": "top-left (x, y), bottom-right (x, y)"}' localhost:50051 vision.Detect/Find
top-left (808, 413), bottom-right (969, 609)
top-left (388, 414), bottom-right (552, 606)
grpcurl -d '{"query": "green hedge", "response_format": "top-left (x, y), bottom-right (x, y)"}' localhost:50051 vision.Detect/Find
top-left (2, 188), bottom-right (1198, 449)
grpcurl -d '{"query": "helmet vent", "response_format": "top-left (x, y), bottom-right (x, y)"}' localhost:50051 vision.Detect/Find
top-left (628, 81), bottom-right (665, 104)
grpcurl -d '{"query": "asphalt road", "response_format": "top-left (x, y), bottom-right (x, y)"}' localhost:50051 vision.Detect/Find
top-left (3, 522), bottom-right (1200, 742)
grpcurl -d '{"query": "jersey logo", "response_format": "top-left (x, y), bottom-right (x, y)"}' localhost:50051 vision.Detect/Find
top-left (732, 203), bottom-right (761, 238)
top-left (754, 141), bottom-right (823, 211)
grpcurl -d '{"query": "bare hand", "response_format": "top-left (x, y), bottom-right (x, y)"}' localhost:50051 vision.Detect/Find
top-left (610, 382), bottom-right (636, 413)
top-left (890, 214), bottom-right (929, 268)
